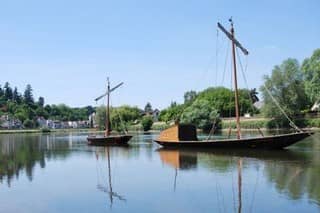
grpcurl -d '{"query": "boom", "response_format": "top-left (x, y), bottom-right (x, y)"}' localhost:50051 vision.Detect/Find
top-left (217, 22), bottom-right (249, 55)
top-left (94, 82), bottom-right (124, 102)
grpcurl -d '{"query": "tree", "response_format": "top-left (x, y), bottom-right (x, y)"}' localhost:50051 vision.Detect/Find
top-left (24, 84), bottom-right (34, 105)
top-left (260, 58), bottom-right (308, 126)
top-left (95, 106), bottom-right (106, 130)
top-left (159, 102), bottom-right (184, 123)
top-left (0, 85), bottom-right (3, 97)
top-left (180, 99), bottom-right (220, 132)
top-left (141, 116), bottom-right (153, 131)
top-left (302, 49), bottom-right (320, 104)
top-left (23, 119), bottom-right (34, 128)
top-left (144, 102), bottom-right (153, 114)
top-left (37, 97), bottom-right (45, 107)
top-left (13, 87), bottom-right (22, 104)
top-left (184, 90), bottom-right (197, 104)
top-left (4, 82), bottom-right (13, 100)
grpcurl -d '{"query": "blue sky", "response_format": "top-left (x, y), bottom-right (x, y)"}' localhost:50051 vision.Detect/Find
top-left (1, 0), bottom-right (319, 109)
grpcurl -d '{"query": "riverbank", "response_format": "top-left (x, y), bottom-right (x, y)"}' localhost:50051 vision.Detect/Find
top-left (0, 128), bottom-right (93, 134)
top-left (1, 117), bottom-right (319, 134)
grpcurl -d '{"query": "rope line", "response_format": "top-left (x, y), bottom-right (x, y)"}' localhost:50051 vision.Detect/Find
top-left (263, 85), bottom-right (302, 132)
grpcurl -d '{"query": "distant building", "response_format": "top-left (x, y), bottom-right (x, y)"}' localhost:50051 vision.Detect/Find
top-left (37, 117), bottom-right (47, 128)
top-left (0, 115), bottom-right (22, 129)
top-left (141, 109), bottom-right (160, 122)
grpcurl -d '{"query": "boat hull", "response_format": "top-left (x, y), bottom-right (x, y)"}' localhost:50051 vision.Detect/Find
top-left (154, 132), bottom-right (313, 149)
top-left (87, 135), bottom-right (132, 146)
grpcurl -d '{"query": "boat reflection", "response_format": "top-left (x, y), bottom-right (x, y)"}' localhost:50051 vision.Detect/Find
top-left (94, 147), bottom-right (127, 209)
top-left (157, 148), bottom-right (317, 211)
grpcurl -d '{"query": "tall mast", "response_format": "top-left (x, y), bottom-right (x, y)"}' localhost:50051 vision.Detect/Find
top-left (230, 19), bottom-right (241, 139)
top-left (106, 78), bottom-right (110, 137)
top-left (218, 19), bottom-right (248, 139)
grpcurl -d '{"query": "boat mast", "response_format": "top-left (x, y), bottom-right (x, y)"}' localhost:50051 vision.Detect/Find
top-left (230, 19), bottom-right (241, 139)
top-left (106, 78), bottom-right (111, 137)
top-left (217, 19), bottom-right (249, 139)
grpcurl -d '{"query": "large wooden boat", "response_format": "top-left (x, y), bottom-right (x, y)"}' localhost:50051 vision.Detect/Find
top-left (154, 19), bottom-right (314, 149)
top-left (154, 124), bottom-right (312, 149)
top-left (87, 78), bottom-right (133, 146)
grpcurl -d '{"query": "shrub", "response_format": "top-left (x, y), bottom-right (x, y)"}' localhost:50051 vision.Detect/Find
top-left (141, 116), bottom-right (153, 131)
top-left (23, 119), bottom-right (34, 128)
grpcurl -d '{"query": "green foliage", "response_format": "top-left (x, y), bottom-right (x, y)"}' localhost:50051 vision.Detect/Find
top-left (180, 99), bottom-right (221, 132)
top-left (40, 127), bottom-right (51, 133)
top-left (95, 105), bottom-right (141, 132)
top-left (37, 97), bottom-right (45, 107)
top-left (306, 118), bottom-right (320, 128)
top-left (184, 90), bottom-right (197, 104)
top-left (110, 105), bottom-right (141, 132)
top-left (95, 106), bottom-right (106, 130)
top-left (13, 87), bottom-right (22, 104)
top-left (23, 84), bottom-right (34, 106)
top-left (23, 119), bottom-right (34, 128)
top-left (260, 58), bottom-right (309, 124)
top-left (302, 49), bottom-right (320, 104)
top-left (159, 102), bottom-right (184, 123)
top-left (197, 87), bottom-right (256, 117)
top-left (0, 82), bottom-right (94, 129)
top-left (141, 116), bottom-right (153, 131)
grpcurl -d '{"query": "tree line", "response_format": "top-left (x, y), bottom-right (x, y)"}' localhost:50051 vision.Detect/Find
top-left (0, 82), bottom-right (94, 128)
top-left (1, 49), bottom-right (319, 130)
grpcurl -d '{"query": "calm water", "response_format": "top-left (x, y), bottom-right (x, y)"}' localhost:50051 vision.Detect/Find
top-left (0, 132), bottom-right (319, 213)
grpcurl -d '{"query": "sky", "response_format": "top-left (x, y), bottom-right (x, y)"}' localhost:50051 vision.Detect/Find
top-left (1, 0), bottom-right (319, 109)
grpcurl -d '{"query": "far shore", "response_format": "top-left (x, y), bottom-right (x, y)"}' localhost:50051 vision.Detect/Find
top-left (0, 127), bottom-right (318, 135)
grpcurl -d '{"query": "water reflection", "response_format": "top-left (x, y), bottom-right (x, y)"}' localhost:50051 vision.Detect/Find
top-left (94, 147), bottom-right (127, 209)
top-left (0, 134), bottom-right (72, 186)
top-left (158, 145), bottom-right (320, 209)
top-left (0, 132), bottom-right (319, 212)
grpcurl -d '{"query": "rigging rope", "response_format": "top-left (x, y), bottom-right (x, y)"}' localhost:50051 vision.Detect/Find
top-left (221, 40), bottom-right (230, 86)
top-left (236, 49), bottom-right (264, 137)
top-left (263, 85), bottom-right (302, 132)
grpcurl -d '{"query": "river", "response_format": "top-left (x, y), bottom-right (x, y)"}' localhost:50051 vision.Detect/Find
top-left (0, 132), bottom-right (319, 212)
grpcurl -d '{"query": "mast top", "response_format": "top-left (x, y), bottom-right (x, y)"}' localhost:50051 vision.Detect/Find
top-left (217, 20), bottom-right (249, 55)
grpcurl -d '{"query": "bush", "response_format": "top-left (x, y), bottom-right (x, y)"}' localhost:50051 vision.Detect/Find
top-left (23, 119), bottom-right (34, 128)
top-left (141, 116), bottom-right (153, 131)
top-left (40, 127), bottom-right (51, 133)
top-left (181, 99), bottom-right (221, 132)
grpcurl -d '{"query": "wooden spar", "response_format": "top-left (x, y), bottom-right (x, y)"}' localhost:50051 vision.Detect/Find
top-left (218, 19), bottom-right (249, 139)
top-left (230, 21), bottom-right (241, 139)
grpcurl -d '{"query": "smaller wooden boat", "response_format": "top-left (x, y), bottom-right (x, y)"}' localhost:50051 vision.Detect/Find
top-left (87, 78), bottom-right (133, 146)
top-left (87, 135), bottom-right (132, 146)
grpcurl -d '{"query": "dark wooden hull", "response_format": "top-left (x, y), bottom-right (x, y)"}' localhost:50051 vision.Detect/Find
top-left (87, 135), bottom-right (132, 146)
top-left (154, 132), bottom-right (313, 149)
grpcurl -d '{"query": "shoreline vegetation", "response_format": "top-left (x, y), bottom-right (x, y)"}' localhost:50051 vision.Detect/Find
top-left (1, 49), bottom-right (320, 133)
top-left (1, 117), bottom-right (319, 134)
